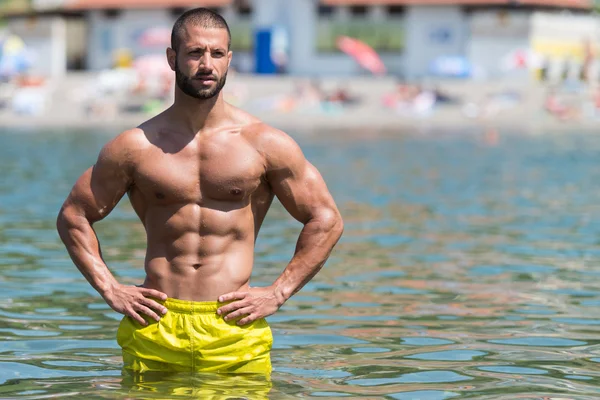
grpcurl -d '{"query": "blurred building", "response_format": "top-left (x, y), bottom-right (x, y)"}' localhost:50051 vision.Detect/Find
top-left (0, 0), bottom-right (598, 81)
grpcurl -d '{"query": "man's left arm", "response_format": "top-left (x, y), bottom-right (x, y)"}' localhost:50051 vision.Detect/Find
top-left (217, 128), bottom-right (344, 325)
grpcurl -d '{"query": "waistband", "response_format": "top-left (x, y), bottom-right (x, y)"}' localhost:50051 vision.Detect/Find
top-left (161, 298), bottom-right (221, 314)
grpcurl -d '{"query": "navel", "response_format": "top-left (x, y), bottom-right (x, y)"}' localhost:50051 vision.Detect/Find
top-left (230, 188), bottom-right (242, 196)
top-left (192, 263), bottom-right (201, 270)
top-left (155, 192), bottom-right (165, 199)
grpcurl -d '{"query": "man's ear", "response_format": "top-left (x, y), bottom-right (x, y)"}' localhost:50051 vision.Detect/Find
top-left (166, 47), bottom-right (176, 71)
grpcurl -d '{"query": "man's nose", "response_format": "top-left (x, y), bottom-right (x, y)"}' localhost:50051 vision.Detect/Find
top-left (199, 53), bottom-right (214, 69)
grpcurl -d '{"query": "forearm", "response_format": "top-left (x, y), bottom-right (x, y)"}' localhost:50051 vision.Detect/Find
top-left (56, 208), bottom-right (118, 297)
top-left (272, 211), bottom-right (343, 303)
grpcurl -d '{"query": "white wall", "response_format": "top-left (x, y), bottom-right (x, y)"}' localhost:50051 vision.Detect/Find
top-left (529, 11), bottom-right (600, 83)
top-left (468, 10), bottom-right (530, 79)
top-left (8, 16), bottom-right (67, 78)
top-left (85, 7), bottom-right (255, 73)
top-left (404, 5), bottom-right (468, 79)
top-left (282, 0), bottom-right (319, 75)
top-left (531, 11), bottom-right (600, 42)
top-left (83, 2), bottom-right (408, 77)
top-left (86, 9), bottom-right (173, 71)
top-left (469, 38), bottom-right (530, 79)
top-left (276, 0), bottom-right (405, 76)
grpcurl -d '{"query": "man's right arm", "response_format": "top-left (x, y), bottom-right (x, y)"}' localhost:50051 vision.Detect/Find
top-left (56, 130), bottom-right (167, 325)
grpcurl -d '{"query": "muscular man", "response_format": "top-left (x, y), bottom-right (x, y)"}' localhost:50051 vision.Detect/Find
top-left (56, 8), bottom-right (343, 374)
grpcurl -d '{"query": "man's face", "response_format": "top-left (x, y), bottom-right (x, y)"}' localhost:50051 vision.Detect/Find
top-left (168, 25), bottom-right (232, 100)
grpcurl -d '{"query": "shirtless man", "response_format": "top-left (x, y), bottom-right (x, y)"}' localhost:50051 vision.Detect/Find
top-left (56, 8), bottom-right (343, 374)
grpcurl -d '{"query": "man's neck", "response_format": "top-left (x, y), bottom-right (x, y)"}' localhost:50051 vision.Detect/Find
top-left (170, 88), bottom-right (228, 134)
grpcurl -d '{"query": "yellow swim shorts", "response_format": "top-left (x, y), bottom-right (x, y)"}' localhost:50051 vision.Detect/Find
top-left (117, 298), bottom-right (273, 374)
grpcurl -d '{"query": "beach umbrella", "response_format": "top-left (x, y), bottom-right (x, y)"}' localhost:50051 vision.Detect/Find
top-left (0, 34), bottom-right (32, 78)
top-left (336, 35), bottom-right (386, 76)
top-left (137, 27), bottom-right (171, 47)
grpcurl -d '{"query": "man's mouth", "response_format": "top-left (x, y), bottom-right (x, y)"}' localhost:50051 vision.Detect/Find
top-left (194, 75), bottom-right (215, 81)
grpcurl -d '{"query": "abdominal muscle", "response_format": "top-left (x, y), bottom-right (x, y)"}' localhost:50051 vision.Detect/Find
top-left (138, 203), bottom-right (256, 301)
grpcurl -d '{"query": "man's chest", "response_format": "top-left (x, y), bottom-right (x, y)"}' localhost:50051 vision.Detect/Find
top-left (132, 137), bottom-right (265, 204)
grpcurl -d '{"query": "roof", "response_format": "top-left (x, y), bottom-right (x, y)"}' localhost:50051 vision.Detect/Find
top-left (322, 0), bottom-right (590, 7)
top-left (0, 0), bottom-right (590, 15)
top-left (63, 0), bottom-right (232, 10)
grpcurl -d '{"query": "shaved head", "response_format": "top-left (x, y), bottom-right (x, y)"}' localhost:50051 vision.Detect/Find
top-left (171, 7), bottom-right (231, 52)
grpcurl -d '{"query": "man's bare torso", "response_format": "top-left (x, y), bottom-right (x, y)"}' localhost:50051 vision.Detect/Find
top-left (57, 17), bottom-right (342, 330)
top-left (126, 110), bottom-right (274, 301)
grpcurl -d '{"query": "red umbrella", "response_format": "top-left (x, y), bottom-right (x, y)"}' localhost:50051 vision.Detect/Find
top-left (336, 35), bottom-right (386, 76)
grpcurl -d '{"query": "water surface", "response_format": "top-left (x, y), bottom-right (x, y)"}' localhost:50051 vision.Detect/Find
top-left (1, 128), bottom-right (600, 398)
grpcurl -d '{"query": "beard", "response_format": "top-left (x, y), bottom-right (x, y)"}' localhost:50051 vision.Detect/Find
top-left (174, 59), bottom-right (227, 100)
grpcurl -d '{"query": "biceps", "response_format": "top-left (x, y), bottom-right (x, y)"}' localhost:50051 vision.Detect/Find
top-left (63, 166), bottom-right (130, 222)
top-left (272, 163), bottom-right (337, 223)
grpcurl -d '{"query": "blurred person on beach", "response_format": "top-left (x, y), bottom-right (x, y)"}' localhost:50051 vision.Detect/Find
top-left (544, 87), bottom-right (580, 121)
top-left (57, 7), bottom-right (343, 378)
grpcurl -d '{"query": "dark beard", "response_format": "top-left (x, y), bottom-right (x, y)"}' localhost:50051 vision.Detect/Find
top-left (174, 60), bottom-right (227, 100)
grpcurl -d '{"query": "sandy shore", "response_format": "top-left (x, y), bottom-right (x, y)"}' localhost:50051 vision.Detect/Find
top-left (0, 72), bottom-right (596, 134)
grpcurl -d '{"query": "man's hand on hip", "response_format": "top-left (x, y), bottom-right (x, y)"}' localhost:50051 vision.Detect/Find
top-left (217, 286), bottom-right (284, 326)
top-left (103, 284), bottom-right (168, 326)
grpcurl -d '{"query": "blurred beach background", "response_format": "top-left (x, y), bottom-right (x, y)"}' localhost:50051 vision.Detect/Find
top-left (2, 0), bottom-right (600, 132)
top-left (3, 1), bottom-right (600, 399)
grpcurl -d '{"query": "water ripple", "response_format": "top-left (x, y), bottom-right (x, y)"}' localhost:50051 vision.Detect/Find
top-left (2, 130), bottom-right (600, 398)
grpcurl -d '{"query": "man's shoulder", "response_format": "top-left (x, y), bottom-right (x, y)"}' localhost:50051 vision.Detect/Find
top-left (114, 127), bottom-right (149, 146)
top-left (239, 121), bottom-right (305, 171)
top-left (99, 127), bottom-right (149, 164)
top-left (240, 120), bottom-right (298, 154)
top-left (225, 103), bottom-right (296, 148)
